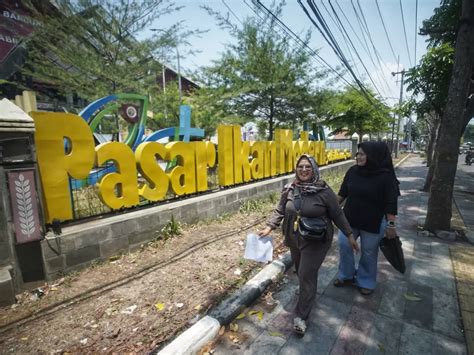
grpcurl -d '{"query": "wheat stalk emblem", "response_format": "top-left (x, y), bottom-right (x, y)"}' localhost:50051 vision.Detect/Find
top-left (15, 173), bottom-right (35, 237)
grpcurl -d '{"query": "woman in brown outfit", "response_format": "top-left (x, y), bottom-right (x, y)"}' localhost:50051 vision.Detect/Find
top-left (258, 154), bottom-right (358, 335)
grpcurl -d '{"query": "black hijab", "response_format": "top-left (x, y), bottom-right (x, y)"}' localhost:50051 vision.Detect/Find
top-left (358, 141), bottom-right (400, 194)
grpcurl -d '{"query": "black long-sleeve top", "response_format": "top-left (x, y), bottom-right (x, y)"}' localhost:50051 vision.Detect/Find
top-left (338, 165), bottom-right (399, 233)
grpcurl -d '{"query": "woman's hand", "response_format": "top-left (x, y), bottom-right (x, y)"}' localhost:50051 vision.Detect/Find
top-left (348, 234), bottom-right (360, 253)
top-left (257, 226), bottom-right (272, 237)
top-left (385, 226), bottom-right (397, 239)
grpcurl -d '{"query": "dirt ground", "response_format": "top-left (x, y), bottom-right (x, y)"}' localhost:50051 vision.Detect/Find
top-left (0, 204), bottom-right (288, 353)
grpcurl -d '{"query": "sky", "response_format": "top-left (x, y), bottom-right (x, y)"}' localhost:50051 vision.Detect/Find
top-left (142, 0), bottom-right (442, 108)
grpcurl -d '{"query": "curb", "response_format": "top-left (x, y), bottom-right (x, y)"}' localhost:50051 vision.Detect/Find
top-left (156, 253), bottom-right (292, 354)
top-left (158, 154), bottom-right (411, 354)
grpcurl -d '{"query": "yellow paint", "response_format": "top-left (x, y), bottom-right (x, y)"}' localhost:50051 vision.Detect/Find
top-left (264, 141), bottom-right (277, 177)
top-left (275, 129), bottom-right (293, 174)
top-left (167, 141), bottom-right (196, 195)
top-left (249, 141), bottom-right (265, 179)
top-left (96, 142), bottom-right (139, 209)
top-left (233, 126), bottom-right (251, 184)
top-left (217, 125), bottom-right (234, 186)
top-left (135, 142), bottom-right (169, 202)
top-left (194, 141), bottom-right (216, 192)
top-left (32, 112), bottom-right (349, 221)
top-left (32, 112), bottom-right (95, 222)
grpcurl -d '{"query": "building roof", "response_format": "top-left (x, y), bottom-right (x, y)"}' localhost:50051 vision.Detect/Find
top-left (0, 98), bottom-right (35, 132)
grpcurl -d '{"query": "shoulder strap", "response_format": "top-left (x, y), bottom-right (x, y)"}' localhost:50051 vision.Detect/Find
top-left (293, 186), bottom-right (302, 213)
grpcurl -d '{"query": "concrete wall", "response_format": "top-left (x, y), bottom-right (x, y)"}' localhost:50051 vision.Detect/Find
top-left (40, 160), bottom-right (354, 281)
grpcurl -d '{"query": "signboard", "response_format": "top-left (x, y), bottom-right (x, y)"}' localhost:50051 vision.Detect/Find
top-left (0, 1), bottom-right (36, 64)
top-left (7, 170), bottom-right (42, 243)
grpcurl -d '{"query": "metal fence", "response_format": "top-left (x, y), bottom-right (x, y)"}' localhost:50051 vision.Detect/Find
top-left (69, 165), bottom-right (220, 221)
top-left (325, 139), bottom-right (353, 151)
top-left (68, 143), bottom-right (353, 222)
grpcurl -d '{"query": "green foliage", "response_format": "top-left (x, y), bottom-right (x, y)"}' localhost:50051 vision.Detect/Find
top-left (463, 124), bottom-right (474, 143)
top-left (20, 0), bottom-right (188, 104)
top-left (322, 170), bottom-right (346, 193)
top-left (161, 215), bottom-right (182, 239)
top-left (420, 0), bottom-right (462, 47)
top-left (323, 87), bottom-right (392, 138)
top-left (405, 44), bottom-right (454, 117)
top-left (239, 198), bottom-right (268, 214)
top-left (148, 80), bottom-right (183, 130)
top-left (192, 2), bottom-right (326, 139)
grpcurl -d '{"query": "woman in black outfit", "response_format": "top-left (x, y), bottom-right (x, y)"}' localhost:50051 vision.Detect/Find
top-left (334, 142), bottom-right (400, 295)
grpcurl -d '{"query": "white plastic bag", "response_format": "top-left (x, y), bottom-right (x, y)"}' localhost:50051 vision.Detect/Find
top-left (244, 233), bottom-right (273, 263)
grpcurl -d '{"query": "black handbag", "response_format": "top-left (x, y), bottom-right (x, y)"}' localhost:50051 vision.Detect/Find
top-left (297, 216), bottom-right (328, 242)
top-left (293, 187), bottom-right (328, 242)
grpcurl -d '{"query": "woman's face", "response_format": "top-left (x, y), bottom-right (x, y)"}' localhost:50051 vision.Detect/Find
top-left (356, 148), bottom-right (367, 166)
top-left (296, 158), bottom-right (313, 182)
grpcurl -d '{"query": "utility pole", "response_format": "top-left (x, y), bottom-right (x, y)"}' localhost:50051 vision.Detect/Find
top-left (391, 70), bottom-right (405, 158)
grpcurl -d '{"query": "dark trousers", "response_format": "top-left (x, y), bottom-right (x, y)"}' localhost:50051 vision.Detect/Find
top-left (289, 234), bottom-right (333, 320)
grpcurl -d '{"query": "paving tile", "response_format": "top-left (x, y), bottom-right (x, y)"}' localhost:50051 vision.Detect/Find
top-left (330, 305), bottom-right (376, 355)
top-left (433, 289), bottom-right (464, 341)
top-left (364, 314), bottom-right (403, 355)
top-left (279, 296), bottom-right (352, 355)
top-left (399, 323), bottom-right (433, 354)
top-left (465, 330), bottom-right (474, 355)
top-left (378, 280), bottom-right (408, 319)
top-left (461, 310), bottom-right (474, 331)
top-left (459, 294), bottom-right (474, 312)
top-left (403, 282), bottom-right (433, 330)
top-left (433, 333), bottom-right (467, 355)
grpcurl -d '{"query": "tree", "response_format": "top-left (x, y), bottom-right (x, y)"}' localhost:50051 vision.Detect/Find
top-left (323, 87), bottom-right (392, 139)
top-left (424, 0), bottom-right (473, 232)
top-left (195, 2), bottom-right (325, 140)
top-left (21, 0), bottom-right (182, 102)
top-left (463, 123), bottom-right (474, 142)
top-left (405, 44), bottom-right (454, 190)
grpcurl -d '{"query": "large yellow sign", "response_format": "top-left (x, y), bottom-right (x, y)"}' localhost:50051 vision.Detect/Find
top-left (32, 112), bottom-right (348, 223)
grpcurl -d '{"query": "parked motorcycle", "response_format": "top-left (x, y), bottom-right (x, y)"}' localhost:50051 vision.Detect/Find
top-left (466, 153), bottom-right (473, 166)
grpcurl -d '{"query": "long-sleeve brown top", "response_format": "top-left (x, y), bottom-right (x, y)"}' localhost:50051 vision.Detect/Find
top-left (266, 181), bottom-right (353, 242)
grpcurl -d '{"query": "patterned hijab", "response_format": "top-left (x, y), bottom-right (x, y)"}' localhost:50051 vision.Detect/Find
top-left (294, 154), bottom-right (326, 194)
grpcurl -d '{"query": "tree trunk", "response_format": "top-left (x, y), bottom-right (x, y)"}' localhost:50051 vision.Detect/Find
top-left (424, 0), bottom-right (474, 231)
top-left (422, 117), bottom-right (440, 191)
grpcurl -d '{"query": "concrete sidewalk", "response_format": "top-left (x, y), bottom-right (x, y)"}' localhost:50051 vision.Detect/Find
top-left (205, 155), bottom-right (472, 354)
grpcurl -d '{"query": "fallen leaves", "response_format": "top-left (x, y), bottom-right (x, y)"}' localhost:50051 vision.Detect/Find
top-left (154, 303), bottom-right (165, 311)
top-left (248, 310), bottom-right (264, 320)
top-left (235, 312), bottom-right (246, 320)
top-left (268, 330), bottom-right (285, 338)
top-left (404, 293), bottom-right (422, 302)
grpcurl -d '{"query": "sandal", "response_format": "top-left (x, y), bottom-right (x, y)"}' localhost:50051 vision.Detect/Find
top-left (293, 317), bottom-right (307, 336)
top-left (333, 278), bottom-right (355, 287)
top-left (359, 288), bottom-right (374, 296)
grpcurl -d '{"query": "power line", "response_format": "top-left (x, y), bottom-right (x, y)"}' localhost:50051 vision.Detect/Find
top-left (250, 0), bottom-right (357, 89)
top-left (350, 0), bottom-right (391, 97)
top-left (399, 0), bottom-right (412, 66)
top-left (222, 0), bottom-right (244, 25)
top-left (307, 0), bottom-right (381, 100)
top-left (375, 0), bottom-right (398, 63)
top-left (319, 0), bottom-right (363, 80)
top-left (330, 0), bottom-right (389, 98)
top-left (354, 0), bottom-right (394, 96)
